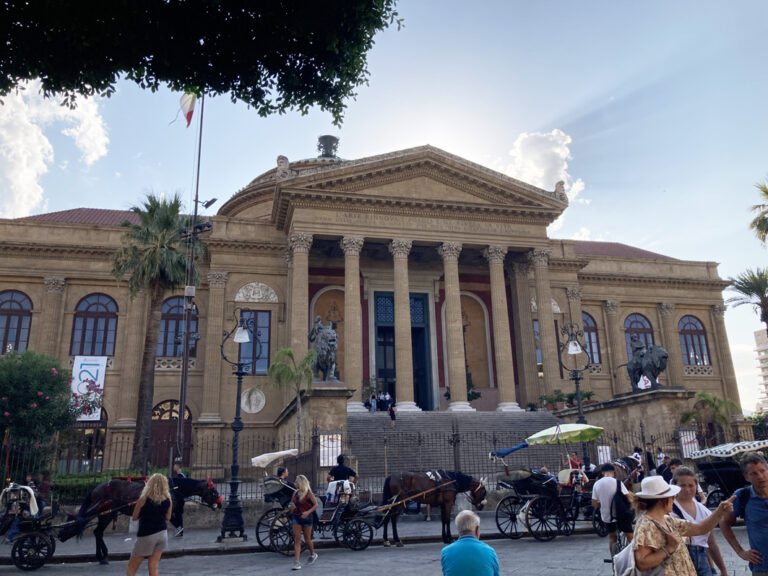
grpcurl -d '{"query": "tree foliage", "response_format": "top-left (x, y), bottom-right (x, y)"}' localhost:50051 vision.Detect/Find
top-left (266, 348), bottom-right (315, 452)
top-left (749, 178), bottom-right (768, 245)
top-left (727, 267), bottom-right (768, 336)
top-left (112, 193), bottom-right (197, 469)
top-left (0, 0), bottom-right (400, 125)
top-left (0, 351), bottom-right (76, 440)
top-left (681, 391), bottom-right (739, 447)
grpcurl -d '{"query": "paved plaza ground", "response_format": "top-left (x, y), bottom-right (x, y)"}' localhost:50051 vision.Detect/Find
top-left (0, 515), bottom-right (756, 575)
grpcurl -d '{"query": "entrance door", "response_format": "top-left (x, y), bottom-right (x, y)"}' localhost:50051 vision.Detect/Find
top-left (151, 400), bottom-right (191, 466)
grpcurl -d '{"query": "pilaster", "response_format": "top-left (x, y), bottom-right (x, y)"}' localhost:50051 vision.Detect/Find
top-left (199, 271), bottom-right (228, 422)
top-left (117, 290), bottom-right (147, 426)
top-left (41, 277), bottom-right (66, 356)
top-left (289, 233), bottom-right (313, 358)
top-left (529, 248), bottom-right (559, 395)
top-left (604, 300), bottom-right (628, 395)
top-left (509, 261), bottom-right (538, 407)
top-left (711, 304), bottom-right (741, 406)
top-left (659, 303), bottom-right (683, 387)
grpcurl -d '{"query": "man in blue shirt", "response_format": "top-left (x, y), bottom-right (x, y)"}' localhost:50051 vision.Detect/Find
top-left (720, 452), bottom-right (768, 575)
top-left (440, 510), bottom-right (500, 576)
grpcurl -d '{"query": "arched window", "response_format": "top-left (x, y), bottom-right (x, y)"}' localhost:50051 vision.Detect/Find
top-left (157, 297), bottom-right (197, 357)
top-left (625, 313), bottom-right (654, 358)
top-left (0, 290), bottom-right (32, 353)
top-left (70, 294), bottom-right (118, 356)
top-left (582, 312), bottom-right (601, 364)
top-left (238, 310), bottom-right (271, 375)
top-left (678, 315), bottom-right (711, 366)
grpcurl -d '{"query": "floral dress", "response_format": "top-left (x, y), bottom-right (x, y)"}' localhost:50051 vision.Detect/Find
top-left (633, 514), bottom-right (695, 576)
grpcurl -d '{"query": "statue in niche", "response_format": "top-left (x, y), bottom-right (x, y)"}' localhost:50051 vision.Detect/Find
top-left (626, 334), bottom-right (669, 392)
top-left (308, 316), bottom-right (338, 382)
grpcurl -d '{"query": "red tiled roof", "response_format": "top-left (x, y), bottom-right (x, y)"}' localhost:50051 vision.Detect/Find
top-left (17, 208), bottom-right (139, 226)
top-left (572, 241), bottom-right (675, 261)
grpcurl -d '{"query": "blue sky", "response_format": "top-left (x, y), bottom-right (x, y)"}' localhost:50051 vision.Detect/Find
top-left (1, 1), bottom-right (767, 411)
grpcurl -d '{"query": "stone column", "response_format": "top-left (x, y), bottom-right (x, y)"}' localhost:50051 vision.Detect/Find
top-left (117, 290), bottom-right (147, 426)
top-left (509, 261), bottom-right (538, 407)
top-left (199, 271), bottom-right (228, 422)
top-left (41, 277), bottom-right (66, 356)
top-left (711, 304), bottom-right (742, 406)
top-left (389, 239), bottom-right (419, 411)
top-left (604, 300), bottom-right (627, 395)
top-left (484, 246), bottom-right (520, 411)
top-left (341, 236), bottom-right (367, 412)
top-left (659, 303), bottom-right (683, 388)
top-left (289, 233), bottom-right (313, 357)
top-left (529, 248), bottom-right (559, 395)
top-left (439, 241), bottom-right (473, 411)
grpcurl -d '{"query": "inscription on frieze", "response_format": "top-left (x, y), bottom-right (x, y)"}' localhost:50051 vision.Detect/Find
top-left (334, 212), bottom-right (511, 234)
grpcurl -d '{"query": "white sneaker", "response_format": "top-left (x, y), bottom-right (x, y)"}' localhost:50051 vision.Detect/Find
top-left (307, 553), bottom-right (318, 565)
top-left (292, 562), bottom-right (302, 570)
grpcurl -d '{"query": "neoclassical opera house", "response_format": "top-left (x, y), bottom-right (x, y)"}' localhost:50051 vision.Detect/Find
top-left (0, 137), bottom-right (742, 465)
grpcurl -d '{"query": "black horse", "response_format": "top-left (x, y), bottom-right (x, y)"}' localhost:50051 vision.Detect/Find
top-left (381, 470), bottom-right (487, 546)
top-left (63, 476), bottom-right (222, 564)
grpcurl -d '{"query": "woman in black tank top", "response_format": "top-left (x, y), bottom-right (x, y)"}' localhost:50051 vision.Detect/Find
top-left (127, 474), bottom-right (172, 576)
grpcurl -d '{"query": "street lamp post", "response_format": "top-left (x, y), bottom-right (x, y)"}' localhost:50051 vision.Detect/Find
top-left (557, 322), bottom-right (592, 467)
top-left (217, 308), bottom-right (261, 541)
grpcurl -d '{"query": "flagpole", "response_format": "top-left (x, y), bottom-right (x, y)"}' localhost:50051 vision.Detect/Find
top-left (178, 94), bottom-right (206, 469)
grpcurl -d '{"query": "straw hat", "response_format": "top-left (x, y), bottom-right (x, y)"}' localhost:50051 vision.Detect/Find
top-left (635, 476), bottom-right (680, 499)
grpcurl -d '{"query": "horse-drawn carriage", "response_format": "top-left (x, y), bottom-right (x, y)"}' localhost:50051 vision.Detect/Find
top-left (0, 483), bottom-right (60, 571)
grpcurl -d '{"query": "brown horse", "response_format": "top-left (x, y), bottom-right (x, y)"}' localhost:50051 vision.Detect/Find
top-left (62, 476), bottom-right (222, 564)
top-left (381, 470), bottom-right (487, 546)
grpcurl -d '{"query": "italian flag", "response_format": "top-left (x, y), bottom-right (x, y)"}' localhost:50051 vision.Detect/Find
top-left (180, 94), bottom-right (197, 127)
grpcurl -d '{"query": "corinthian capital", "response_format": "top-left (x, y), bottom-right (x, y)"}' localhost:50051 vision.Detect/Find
top-left (437, 241), bottom-right (462, 262)
top-left (566, 286), bottom-right (582, 303)
top-left (207, 271), bottom-right (229, 288)
top-left (340, 236), bottom-right (365, 256)
top-left (43, 277), bottom-right (66, 293)
top-left (712, 304), bottom-right (727, 318)
top-left (483, 245), bottom-right (507, 265)
top-left (508, 260), bottom-right (531, 277)
top-left (388, 239), bottom-right (412, 259)
top-left (604, 300), bottom-right (620, 315)
top-left (528, 248), bottom-right (551, 267)
top-left (659, 302), bottom-right (676, 317)
top-left (288, 232), bottom-right (313, 254)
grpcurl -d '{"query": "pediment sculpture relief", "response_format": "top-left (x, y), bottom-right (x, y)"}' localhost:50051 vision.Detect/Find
top-left (235, 282), bottom-right (279, 303)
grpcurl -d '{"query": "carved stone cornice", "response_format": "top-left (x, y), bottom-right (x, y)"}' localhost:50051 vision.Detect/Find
top-left (483, 245), bottom-right (507, 265)
top-left (577, 272), bottom-right (730, 291)
top-left (437, 242), bottom-right (462, 262)
top-left (288, 233), bottom-right (313, 254)
top-left (204, 239), bottom-right (288, 254)
top-left (0, 242), bottom-right (114, 258)
top-left (712, 304), bottom-right (727, 318)
top-left (566, 286), bottom-right (582, 303)
top-left (340, 236), bottom-right (365, 257)
top-left (388, 239), bottom-right (412, 259)
top-left (207, 271), bottom-right (229, 288)
top-left (659, 303), bottom-right (676, 317)
top-left (528, 248), bottom-right (551, 267)
top-left (44, 277), bottom-right (66, 293)
top-left (604, 300), bottom-right (620, 315)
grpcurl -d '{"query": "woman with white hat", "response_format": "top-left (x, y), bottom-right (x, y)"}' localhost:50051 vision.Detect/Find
top-left (631, 475), bottom-right (735, 575)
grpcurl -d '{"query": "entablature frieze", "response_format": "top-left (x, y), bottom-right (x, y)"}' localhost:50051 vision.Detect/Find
top-left (577, 273), bottom-right (729, 291)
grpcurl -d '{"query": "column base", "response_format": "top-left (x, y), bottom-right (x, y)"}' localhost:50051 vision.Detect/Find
top-left (496, 402), bottom-right (524, 412)
top-left (446, 401), bottom-right (476, 412)
top-left (394, 401), bottom-right (422, 412)
top-left (346, 401), bottom-right (369, 413)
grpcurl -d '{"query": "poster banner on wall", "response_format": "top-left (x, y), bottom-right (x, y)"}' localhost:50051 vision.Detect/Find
top-left (71, 356), bottom-right (107, 422)
top-left (680, 429), bottom-right (700, 459)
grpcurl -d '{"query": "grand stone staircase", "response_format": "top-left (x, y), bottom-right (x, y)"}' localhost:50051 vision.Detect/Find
top-left (344, 410), bottom-right (569, 494)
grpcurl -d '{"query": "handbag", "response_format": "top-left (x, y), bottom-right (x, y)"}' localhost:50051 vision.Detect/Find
top-left (612, 517), bottom-right (668, 576)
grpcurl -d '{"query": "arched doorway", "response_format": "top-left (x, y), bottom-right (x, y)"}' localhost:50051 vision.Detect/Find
top-left (151, 400), bottom-right (191, 466)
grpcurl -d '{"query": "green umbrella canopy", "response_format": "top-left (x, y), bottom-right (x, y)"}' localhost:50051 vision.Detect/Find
top-left (526, 423), bottom-right (604, 446)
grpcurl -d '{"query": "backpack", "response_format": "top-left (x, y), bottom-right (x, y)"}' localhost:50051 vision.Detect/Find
top-left (612, 479), bottom-right (635, 525)
top-left (735, 486), bottom-right (751, 521)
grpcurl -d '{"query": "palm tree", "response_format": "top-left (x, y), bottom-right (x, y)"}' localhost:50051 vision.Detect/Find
top-left (681, 391), bottom-right (739, 447)
top-left (749, 178), bottom-right (768, 245)
top-left (266, 348), bottom-right (316, 452)
top-left (112, 194), bottom-right (198, 470)
top-left (727, 268), bottom-right (768, 336)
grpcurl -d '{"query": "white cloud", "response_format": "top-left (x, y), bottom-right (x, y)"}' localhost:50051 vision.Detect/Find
top-left (503, 129), bottom-right (588, 233)
top-left (0, 80), bottom-right (109, 218)
top-left (571, 227), bottom-right (592, 241)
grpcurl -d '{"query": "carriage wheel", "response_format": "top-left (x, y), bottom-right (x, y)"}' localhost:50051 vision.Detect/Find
top-left (343, 519), bottom-right (374, 551)
top-left (706, 489), bottom-right (726, 510)
top-left (11, 532), bottom-right (53, 571)
top-left (495, 495), bottom-right (524, 539)
top-left (593, 513), bottom-right (609, 537)
top-left (524, 496), bottom-right (559, 542)
top-left (268, 511), bottom-right (295, 556)
top-left (256, 509), bottom-right (281, 550)
top-left (558, 505), bottom-right (576, 537)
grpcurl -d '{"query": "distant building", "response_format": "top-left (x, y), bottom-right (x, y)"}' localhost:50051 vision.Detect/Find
top-left (755, 330), bottom-right (768, 413)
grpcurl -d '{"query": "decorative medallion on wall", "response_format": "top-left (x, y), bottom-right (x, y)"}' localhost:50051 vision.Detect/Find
top-left (235, 282), bottom-right (278, 303)
top-left (242, 388), bottom-right (266, 414)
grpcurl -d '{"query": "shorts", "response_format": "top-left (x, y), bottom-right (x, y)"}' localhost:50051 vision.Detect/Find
top-left (606, 518), bottom-right (633, 535)
top-left (131, 530), bottom-right (167, 557)
top-left (292, 515), bottom-right (313, 527)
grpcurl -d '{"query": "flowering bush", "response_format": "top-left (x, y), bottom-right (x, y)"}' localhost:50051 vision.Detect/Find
top-left (0, 350), bottom-right (76, 440)
top-left (70, 378), bottom-right (103, 417)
